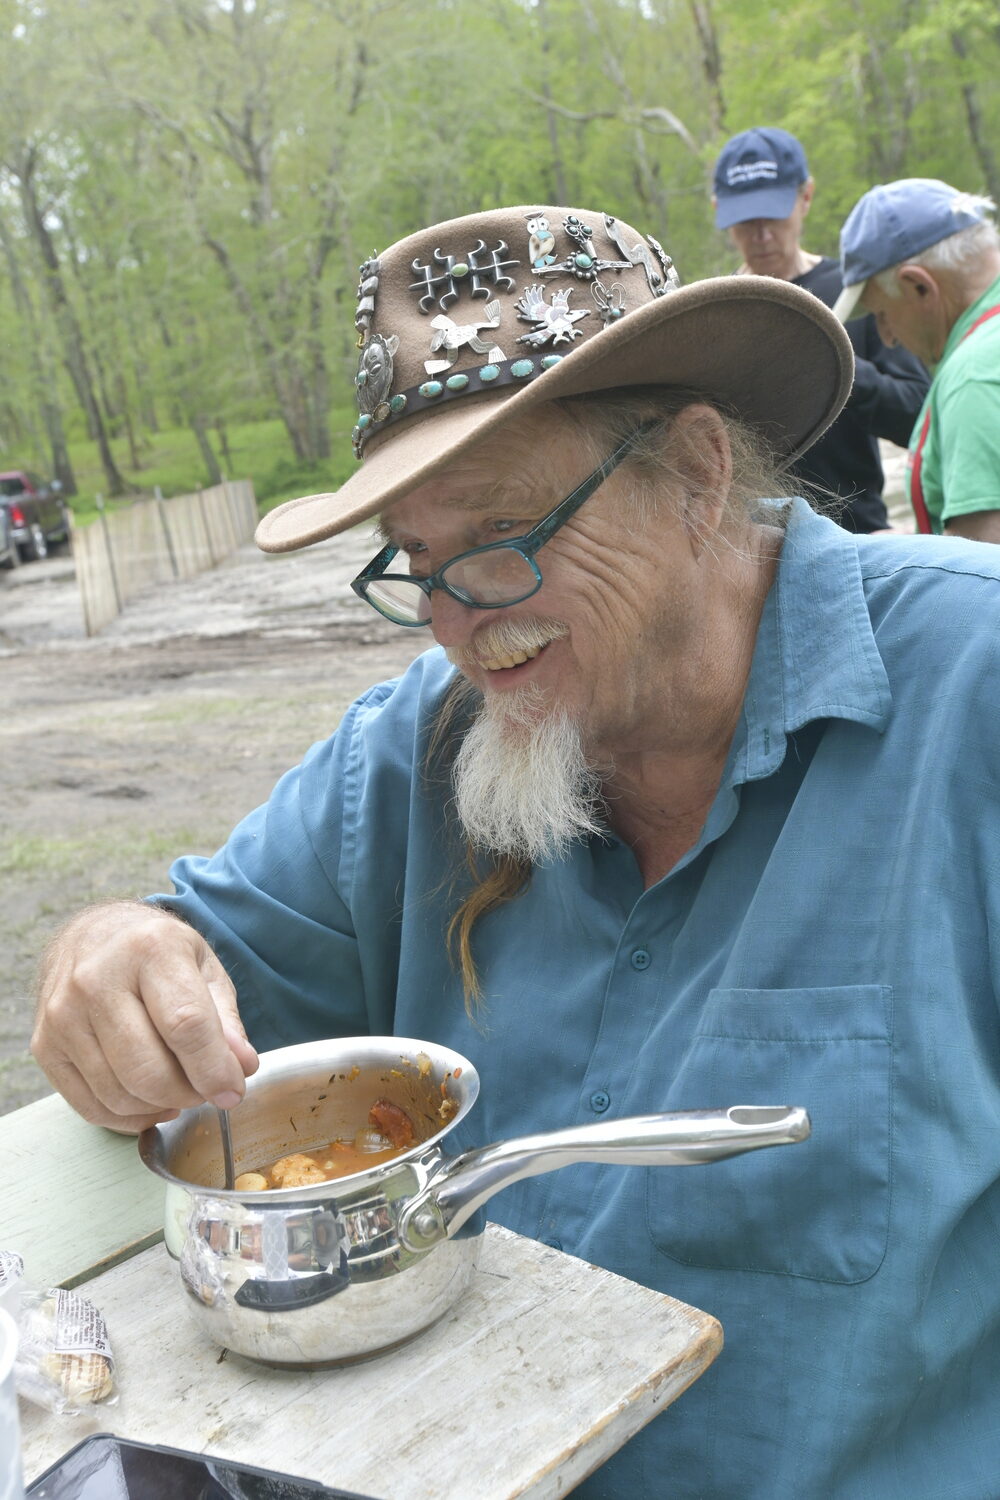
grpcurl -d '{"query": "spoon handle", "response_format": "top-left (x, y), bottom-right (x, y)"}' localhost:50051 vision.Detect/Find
top-left (216, 1106), bottom-right (236, 1191)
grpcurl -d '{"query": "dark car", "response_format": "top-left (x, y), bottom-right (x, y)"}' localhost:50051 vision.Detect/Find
top-left (0, 470), bottom-right (70, 568)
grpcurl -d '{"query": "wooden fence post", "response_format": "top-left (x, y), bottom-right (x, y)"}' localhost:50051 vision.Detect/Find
top-left (155, 484), bottom-right (180, 579)
top-left (94, 494), bottom-right (123, 615)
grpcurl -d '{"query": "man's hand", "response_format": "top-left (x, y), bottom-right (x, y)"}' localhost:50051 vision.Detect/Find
top-left (32, 902), bottom-right (259, 1133)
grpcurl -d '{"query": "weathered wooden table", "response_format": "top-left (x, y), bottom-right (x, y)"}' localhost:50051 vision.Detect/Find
top-left (4, 1094), bottom-right (723, 1498)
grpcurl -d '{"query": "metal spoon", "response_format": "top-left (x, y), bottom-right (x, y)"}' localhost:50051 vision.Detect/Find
top-left (216, 1106), bottom-right (236, 1191)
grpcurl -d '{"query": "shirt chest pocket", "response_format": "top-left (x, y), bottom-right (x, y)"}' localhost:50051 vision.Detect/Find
top-left (645, 985), bottom-right (892, 1284)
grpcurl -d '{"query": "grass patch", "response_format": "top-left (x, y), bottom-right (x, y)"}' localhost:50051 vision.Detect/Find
top-left (0, 828), bottom-right (217, 880)
top-left (65, 407), bottom-right (360, 525)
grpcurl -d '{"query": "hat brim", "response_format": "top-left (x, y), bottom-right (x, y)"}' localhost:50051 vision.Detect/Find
top-left (256, 275), bottom-right (854, 553)
top-left (832, 280), bottom-right (868, 323)
top-left (714, 184), bottom-right (802, 230)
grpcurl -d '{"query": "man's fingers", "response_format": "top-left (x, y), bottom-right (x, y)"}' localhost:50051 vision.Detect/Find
top-left (36, 988), bottom-right (201, 1116)
top-left (208, 977), bottom-right (260, 1082)
top-left (132, 955), bottom-right (251, 1108)
top-left (33, 1048), bottom-right (180, 1135)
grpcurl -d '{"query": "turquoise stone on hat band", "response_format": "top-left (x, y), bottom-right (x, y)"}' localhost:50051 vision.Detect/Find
top-left (354, 337), bottom-right (585, 458)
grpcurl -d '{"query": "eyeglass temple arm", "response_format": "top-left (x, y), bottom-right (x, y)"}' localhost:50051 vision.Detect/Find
top-left (352, 540), bottom-right (399, 588)
top-left (518, 417), bottom-right (661, 554)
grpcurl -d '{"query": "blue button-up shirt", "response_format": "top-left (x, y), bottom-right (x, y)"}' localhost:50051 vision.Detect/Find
top-left (164, 501), bottom-right (1000, 1498)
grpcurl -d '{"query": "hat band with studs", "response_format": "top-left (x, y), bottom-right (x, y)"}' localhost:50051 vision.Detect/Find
top-left (352, 353), bottom-right (567, 457)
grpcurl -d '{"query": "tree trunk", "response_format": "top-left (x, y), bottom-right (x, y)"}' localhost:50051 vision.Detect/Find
top-left (851, 0), bottom-right (916, 180)
top-left (0, 204), bottom-right (78, 496)
top-left (15, 148), bottom-right (127, 495)
top-left (688, 0), bottom-right (727, 136)
top-left (950, 31), bottom-right (1000, 204)
top-left (117, 373), bottom-right (142, 471)
top-left (537, 0), bottom-right (569, 202)
top-left (190, 413), bottom-right (223, 487)
top-left (578, 0), bottom-right (674, 229)
top-left (201, 229), bottom-right (314, 460)
top-left (306, 282), bottom-right (332, 462)
top-left (215, 420), bottom-right (234, 476)
top-left (43, 403), bottom-right (77, 497)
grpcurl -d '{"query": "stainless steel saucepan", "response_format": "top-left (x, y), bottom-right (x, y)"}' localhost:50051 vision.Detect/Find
top-left (139, 1037), bottom-right (809, 1367)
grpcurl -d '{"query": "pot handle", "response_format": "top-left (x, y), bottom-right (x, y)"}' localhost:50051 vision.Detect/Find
top-left (398, 1104), bottom-right (809, 1251)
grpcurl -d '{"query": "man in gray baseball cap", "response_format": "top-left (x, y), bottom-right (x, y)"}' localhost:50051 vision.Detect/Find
top-left (835, 178), bottom-right (1000, 538)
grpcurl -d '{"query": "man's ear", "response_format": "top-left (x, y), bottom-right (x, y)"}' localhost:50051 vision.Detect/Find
top-left (670, 405), bottom-right (733, 555)
top-left (897, 264), bottom-right (937, 301)
top-left (800, 177), bottom-right (815, 214)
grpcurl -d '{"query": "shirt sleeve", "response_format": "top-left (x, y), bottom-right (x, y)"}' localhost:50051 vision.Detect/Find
top-left (847, 319), bottom-right (930, 449)
top-left (151, 677), bottom-right (416, 1052)
top-left (937, 377), bottom-right (1000, 521)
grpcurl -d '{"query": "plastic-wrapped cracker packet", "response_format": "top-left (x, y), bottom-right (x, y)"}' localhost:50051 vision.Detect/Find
top-left (0, 1249), bottom-right (23, 1319)
top-left (14, 1286), bottom-right (116, 1415)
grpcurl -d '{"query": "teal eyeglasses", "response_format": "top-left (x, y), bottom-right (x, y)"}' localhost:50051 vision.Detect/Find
top-left (351, 419), bottom-right (657, 627)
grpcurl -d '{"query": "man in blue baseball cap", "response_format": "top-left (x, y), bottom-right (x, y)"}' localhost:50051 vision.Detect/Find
top-left (835, 178), bottom-right (1000, 539)
top-left (713, 127), bottom-right (929, 534)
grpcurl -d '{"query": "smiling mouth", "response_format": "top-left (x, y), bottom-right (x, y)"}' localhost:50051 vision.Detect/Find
top-left (481, 643), bottom-right (546, 672)
top-left (448, 618), bottom-right (568, 677)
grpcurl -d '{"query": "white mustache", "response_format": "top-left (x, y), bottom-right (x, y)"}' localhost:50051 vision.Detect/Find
top-left (446, 616), bottom-right (567, 673)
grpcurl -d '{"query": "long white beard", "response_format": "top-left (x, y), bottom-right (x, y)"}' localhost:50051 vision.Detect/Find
top-left (451, 685), bottom-right (605, 864)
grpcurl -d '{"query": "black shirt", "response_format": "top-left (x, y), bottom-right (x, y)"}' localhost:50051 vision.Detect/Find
top-left (790, 257), bottom-right (930, 532)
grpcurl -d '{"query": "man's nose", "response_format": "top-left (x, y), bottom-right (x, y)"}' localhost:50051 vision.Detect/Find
top-left (427, 587), bottom-right (480, 647)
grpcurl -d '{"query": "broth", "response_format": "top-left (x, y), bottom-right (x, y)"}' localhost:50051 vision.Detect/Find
top-left (235, 1098), bottom-right (417, 1191)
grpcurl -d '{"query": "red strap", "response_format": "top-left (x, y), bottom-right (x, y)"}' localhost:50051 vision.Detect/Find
top-left (908, 407), bottom-right (934, 534)
top-left (909, 303), bottom-right (1000, 533)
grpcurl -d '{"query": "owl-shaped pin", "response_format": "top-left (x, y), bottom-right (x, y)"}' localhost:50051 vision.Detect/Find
top-left (526, 213), bottom-right (557, 269)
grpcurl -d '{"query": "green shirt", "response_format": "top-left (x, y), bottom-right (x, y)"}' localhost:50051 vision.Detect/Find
top-left (906, 272), bottom-right (1000, 531)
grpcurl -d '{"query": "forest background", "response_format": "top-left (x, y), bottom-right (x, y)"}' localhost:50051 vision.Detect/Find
top-left (2, 0), bottom-right (998, 520)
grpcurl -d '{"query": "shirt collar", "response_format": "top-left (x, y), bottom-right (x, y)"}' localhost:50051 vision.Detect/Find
top-left (733, 499), bottom-right (892, 784)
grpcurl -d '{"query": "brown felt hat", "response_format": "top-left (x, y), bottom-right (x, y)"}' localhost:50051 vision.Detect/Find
top-left (256, 204), bottom-right (854, 552)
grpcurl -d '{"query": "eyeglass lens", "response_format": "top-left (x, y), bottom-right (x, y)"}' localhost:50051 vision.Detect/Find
top-left (366, 544), bottom-right (540, 624)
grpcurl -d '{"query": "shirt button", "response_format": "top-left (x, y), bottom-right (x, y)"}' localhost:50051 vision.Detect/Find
top-left (630, 948), bottom-right (651, 970)
top-left (590, 1090), bottom-right (610, 1113)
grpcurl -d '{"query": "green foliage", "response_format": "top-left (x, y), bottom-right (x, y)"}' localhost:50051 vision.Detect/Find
top-left (1, 0), bottom-right (998, 498)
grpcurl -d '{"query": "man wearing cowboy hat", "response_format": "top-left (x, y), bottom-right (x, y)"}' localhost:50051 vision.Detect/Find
top-left (33, 204), bottom-right (1000, 1497)
top-left (834, 177), bottom-right (1000, 538)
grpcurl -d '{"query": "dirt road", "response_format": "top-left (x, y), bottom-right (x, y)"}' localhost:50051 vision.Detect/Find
top-left (0, 530), bottom-right (424, 1114)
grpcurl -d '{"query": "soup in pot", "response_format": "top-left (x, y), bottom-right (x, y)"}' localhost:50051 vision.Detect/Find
top-left (234, 1098), bottom-right (417, 1190)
